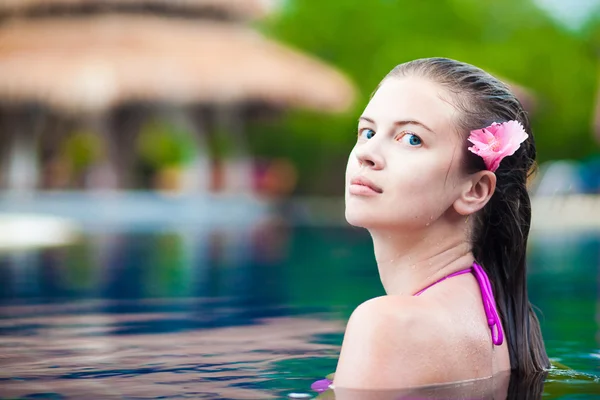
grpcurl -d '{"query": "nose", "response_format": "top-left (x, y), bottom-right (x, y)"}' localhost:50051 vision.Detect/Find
top-left (354, 141), bottom-right (385, 170)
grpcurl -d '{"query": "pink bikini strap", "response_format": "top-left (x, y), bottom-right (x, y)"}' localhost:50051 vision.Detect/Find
top-left (414, 262), bottom-right (504, 346)
top-left (472, 262), bottom-right (503, 345)
top-left (413, 268), bottom-right (472, 296)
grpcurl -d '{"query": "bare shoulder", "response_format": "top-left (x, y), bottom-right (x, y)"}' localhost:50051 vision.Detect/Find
top-left (334, 295), bottom-right (488, 389)
top-left (342, 295), bottom-right (437, 336)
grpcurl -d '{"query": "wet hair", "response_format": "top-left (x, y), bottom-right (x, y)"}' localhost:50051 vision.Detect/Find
top-left (385, 57), bottom-right (549, 375)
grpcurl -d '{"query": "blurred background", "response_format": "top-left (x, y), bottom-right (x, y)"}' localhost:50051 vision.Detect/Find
top-left (0, 0), bottom-right (599, 398)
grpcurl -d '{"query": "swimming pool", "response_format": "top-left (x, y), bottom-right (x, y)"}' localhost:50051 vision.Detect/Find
top-left (0, 223), bottom-right (598, 398)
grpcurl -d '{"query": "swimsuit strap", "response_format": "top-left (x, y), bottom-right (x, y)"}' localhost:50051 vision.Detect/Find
top-left (414, 262), bottom-right (504, 346)
top-left (472, 262), bottom-right (504, 346)
top-left (413, 268), bottom-right (472, 296)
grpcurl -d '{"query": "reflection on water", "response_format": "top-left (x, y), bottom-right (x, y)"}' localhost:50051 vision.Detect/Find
top-left (320, 369), bottom-right (600, 399)
top-left (324, 371), bottom-right (520, 400)
top-left (0, 300), bottom-right (342, 399)
top-left (0, 221), bottom-right (598, 399)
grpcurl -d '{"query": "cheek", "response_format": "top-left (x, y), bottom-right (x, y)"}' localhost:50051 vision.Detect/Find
top-left (387, 160), bottom-right (458, 215)
top-left (391, 153), bottom-right (449, 187)
top-left (345, 149), bottom-right (359, 180)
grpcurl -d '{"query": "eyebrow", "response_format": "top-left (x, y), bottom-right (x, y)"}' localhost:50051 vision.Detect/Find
top-left (359, 116), bottom-right (436, 134)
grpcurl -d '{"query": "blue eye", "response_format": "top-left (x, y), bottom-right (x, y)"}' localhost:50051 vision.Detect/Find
top-left (359, 128), bottom-right (375, 140)
top-left (400, 132), bottom-right (422, 146)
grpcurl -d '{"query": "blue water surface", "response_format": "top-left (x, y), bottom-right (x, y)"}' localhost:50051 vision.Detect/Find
top-left (0, 221), bottom-right (598, 399)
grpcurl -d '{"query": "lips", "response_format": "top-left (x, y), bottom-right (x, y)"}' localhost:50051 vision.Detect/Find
top-left (349, 176), bottom-right (382, 194)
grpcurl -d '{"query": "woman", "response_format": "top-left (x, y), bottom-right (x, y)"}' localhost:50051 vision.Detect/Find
top-left (334, 58), bottom-right (549, 389)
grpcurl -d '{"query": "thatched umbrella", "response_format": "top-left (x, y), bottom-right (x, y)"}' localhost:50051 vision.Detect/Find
top-left (0, 0), bottom-right (275, 20)
top-left (0, 14), bottom-right (355, 191)
top-left (0, 15), bottom-right (355, 114)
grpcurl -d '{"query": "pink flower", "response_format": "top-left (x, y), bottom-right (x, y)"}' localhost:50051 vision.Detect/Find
top-left (467, 121), bottom-right (528, 172)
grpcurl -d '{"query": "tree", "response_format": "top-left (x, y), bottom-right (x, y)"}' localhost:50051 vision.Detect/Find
top-left (249, 0), bottom-right (599, 194)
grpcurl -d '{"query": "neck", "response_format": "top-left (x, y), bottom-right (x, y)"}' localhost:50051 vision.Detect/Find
top-left (370, 224), bottom-right (474, 296)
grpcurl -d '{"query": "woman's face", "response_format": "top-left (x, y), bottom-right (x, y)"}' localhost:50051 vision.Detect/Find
top-left (345, 76), bottom-right (469, 230)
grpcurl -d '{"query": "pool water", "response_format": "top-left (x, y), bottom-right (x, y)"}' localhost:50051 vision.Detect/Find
top-left (0, 224), bottom-right (598, 399)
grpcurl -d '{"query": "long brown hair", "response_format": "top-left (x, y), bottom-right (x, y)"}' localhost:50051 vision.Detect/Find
top-left (386, 57), bottom-right (549, 375)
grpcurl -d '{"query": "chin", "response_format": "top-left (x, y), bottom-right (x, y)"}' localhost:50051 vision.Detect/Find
top-left (345, 195), bottom-right (394, 228)
top-left (345, 204), bottom-right (363, 226)
top-left (345, 214), bottom-right (365, 228)
top-left (344, 207), bottom-right (379, 229)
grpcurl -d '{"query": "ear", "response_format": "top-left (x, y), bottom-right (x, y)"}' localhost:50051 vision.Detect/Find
top-left (453, 171), bottom-right (496, 216)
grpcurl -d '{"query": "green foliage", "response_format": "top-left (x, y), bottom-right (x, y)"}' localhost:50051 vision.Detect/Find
top-left (249, 0), bottom-right (600, 194)
top-left (62, 129), bottom-right (104, 173)
top-left (137, 118), bottom-right (196, 168)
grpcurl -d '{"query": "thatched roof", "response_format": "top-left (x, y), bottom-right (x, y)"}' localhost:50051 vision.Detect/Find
top-left (0, 15), bottom-right (355, 114)
top-left (0, 0), bottom-right (275, 20)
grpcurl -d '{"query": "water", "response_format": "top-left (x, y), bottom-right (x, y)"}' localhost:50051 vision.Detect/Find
top-left (0, 223), bottom-right (598, 399)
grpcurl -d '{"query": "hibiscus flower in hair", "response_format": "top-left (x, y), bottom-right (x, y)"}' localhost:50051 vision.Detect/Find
top-left (467, 120), bottom-right (528, 172)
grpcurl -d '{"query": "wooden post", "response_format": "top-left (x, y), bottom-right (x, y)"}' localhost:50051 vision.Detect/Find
top-left (85, 109), bottom-right (141, 191)
top-left (83, 113), bottom-right (119, 190)
top-left (108, 105), bottom-right (147, 189)
top-left (215, 104), bottom-right (253, 194)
